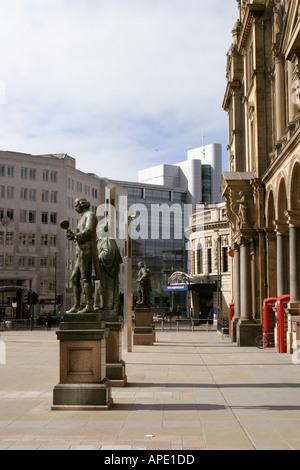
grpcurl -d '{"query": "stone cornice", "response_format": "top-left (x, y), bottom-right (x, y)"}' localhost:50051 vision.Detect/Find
top-left (285, 210), bottom-right (300, 228)
top-left (237, 3), bottom-right (266, 54)
top-left (222, 79), bottom-right (242, 111)
top-left (203, 221), bottom-right (229, 232)
top-left (273, 219), bottom-right (289, 235)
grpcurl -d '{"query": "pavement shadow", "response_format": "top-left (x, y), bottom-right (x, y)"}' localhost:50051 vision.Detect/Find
top-left (112, 403), bottom-right (227, 411)
top-left (127, 381), bottom-right (300, 389)
top-left (111, 402), bottom-right (300, 412)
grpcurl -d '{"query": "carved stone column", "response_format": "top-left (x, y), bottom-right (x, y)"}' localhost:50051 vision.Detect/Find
top-left (265, 227), bottom-right (277, 298)
top-left (274, 220), bottom-right (289, 297)
top-left (285, 211), bottom-right (300, 304)
top-left (289, 226), bottom-right (300, 299)
top-left (236, 236), bottom-right (261, 346)
top-left (239, 237), bottom-right (253, 324)
top-left (233, 244), bottom-right (241, 320)
top-left (284, 211), bottom-right (300, 353)
top-left (231, 244), bottom-right (240, 343)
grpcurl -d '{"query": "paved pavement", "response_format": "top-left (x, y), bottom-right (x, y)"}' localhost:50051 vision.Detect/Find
top-left (0, 327), bottom-right (300, 451)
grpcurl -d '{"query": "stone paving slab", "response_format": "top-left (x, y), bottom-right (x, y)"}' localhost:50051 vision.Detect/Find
top-left (0, 329), bottom-right (299, 450)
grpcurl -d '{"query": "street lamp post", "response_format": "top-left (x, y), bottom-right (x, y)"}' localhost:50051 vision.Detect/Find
top-left (125, 214), bottom-right (136, 352)
top-left (54, 251), bottom-right (60, 317)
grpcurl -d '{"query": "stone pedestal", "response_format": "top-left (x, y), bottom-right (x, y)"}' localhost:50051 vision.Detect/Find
top-left (230, 318), bottom-right (238, 343)
top-left (236, 322), bottom-right (262, 347)
top-left (52, 312), bottom-right (113, 410)
top-left (100, 310), bottom-right (127, 387)
top-left (133, 306), bottom-right (155, 345)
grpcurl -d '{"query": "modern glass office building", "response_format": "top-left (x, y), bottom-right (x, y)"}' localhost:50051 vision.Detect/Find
top-left (110, 144), bottom-right (223, 313)
top-left (113, 181), bottom-right (189, 313)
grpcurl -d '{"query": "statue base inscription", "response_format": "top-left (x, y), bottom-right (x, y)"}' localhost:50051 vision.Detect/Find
top-left (52, 313), bottom-right (113, 410)
top-left (133, 306), bottom-right (155, 346)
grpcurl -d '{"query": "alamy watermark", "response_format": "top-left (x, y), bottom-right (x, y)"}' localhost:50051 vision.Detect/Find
top-left (0, 81), bottom-right (6, 105)
top-left (96, 202), bottom-right (204, 245)
top-left (292, 341), bottom-right (300, 365)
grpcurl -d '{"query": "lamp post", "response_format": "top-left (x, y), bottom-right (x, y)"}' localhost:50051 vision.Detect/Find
top-left (54, 251), bottom-right (60, 317)
top-left (125, 214), bottom-right (135, 352)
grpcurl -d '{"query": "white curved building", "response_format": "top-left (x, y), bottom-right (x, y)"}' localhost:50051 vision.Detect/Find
top-left (138, 143), bottom-right (223, 210)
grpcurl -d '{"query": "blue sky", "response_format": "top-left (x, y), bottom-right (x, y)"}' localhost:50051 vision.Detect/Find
top-left (0, 0), bottom-right (238, 182)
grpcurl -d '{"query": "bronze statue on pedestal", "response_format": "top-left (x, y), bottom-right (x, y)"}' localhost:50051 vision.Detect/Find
top-left (61, 198), bottom-right (100, 314)
top-left (136, 262), bottom-right (152, 307)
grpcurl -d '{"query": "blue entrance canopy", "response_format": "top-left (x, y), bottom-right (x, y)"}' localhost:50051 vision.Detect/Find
top-left (164, 285), bottom-right (189, 292)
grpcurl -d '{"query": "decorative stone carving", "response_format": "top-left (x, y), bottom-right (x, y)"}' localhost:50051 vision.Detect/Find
top-left (273, 0), bottom-right (285, 36)
top-left (237, 193), bottom-right (249, 228)
top-left (237, 235), bottom-right (251, 247)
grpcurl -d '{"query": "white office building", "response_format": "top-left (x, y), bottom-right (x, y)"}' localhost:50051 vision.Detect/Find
top-left (0, 151), bottom-right (105, 320)
top-left (138, 143), bottom-right (223, 210)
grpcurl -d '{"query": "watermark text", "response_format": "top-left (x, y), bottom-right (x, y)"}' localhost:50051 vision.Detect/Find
top-left (96, 202), bottom-right (203, 244)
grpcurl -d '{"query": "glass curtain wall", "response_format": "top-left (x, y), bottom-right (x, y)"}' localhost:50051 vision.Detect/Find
top-left (127, 187), bottom-right (188, 314)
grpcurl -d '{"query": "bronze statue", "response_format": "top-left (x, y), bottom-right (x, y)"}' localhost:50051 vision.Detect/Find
top-left (136, 262), bottom-right (152, 307)
top-left (62, 198), bottom-right (100, 314)
top-left (94, 223), bottom-right (123, 312)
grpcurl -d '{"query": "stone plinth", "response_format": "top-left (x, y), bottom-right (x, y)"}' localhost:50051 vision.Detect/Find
top-left (52, 312), bottom-right (113, 410)
top-left (230, 318), bottom-right (239, 343)
top-left (100, 310), bottom-right (127, 387)
top-left (236, 322), bottom-right (262, 347)
top-left (133, 306), bottom-right (155, 345)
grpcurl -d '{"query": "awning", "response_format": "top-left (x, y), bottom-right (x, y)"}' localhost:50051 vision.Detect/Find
top-left (164, 285), bottom-right (189, 292)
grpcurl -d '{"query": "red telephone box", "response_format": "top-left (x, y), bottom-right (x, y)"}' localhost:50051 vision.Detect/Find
top-left (229, 303), bottom-right (234, 338)
top-left (263, 298), bottom-right (276, 348)
top-left (276, 295), bottom-right (290, 353)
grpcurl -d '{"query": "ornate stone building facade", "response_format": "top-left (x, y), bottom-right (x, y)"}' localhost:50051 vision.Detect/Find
top-left (222, 0), bottom-right (300, 346)
top-left (188, 202), bottom-right (232, 319)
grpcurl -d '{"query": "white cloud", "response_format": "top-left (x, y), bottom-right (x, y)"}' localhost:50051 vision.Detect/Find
top-left (0, 0), bottom-right (238, 180)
